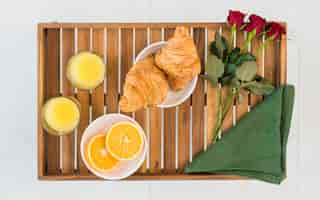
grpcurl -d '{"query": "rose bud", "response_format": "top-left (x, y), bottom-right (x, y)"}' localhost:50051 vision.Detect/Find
top-left (227, 10), bottom-right (246, 29)
top-left (266, 22), bottom-right (286, 40)
top-left (245, 14), bottom-right (267, 35)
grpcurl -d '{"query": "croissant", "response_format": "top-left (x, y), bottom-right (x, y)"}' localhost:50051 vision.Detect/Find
top-left (119, 56), bottom-right (169, 112)
top-left (155, 26), bottom-right (201, 91)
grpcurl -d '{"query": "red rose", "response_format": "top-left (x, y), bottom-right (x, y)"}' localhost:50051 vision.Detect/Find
top-left (245, 14), bottom-right (266, 34)
top-left (227, 10), bottom-right (245, 29)
top-left (266, 22), bottom-right (286, 40)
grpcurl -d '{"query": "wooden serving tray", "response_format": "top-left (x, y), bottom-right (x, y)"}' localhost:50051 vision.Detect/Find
top-left (38, 22), bottom-right (287, 180)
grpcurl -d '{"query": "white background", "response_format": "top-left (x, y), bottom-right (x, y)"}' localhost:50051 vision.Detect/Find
top-left (0, 0), bottom-right (318, 199)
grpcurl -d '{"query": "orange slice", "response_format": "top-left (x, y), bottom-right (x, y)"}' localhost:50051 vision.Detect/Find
top-left (106, 122), bottom-right (144, 160)
top-left (86, 133), bottom-right (119, 172)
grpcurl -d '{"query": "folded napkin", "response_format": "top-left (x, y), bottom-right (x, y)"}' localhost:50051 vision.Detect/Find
top-left (185, 85), bottom-right (294, 184)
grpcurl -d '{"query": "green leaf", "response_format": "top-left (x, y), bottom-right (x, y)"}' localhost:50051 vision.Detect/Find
top-left (209, 41), bottom-right (221, 59)
top-left (205, 54), bottom-right (225, 87)
top-left (220, 75), bottom-right (233, 86)
top-left (229, 47), bottom-right (241, 63)
top-left (236, 61), bottom-right (258, 82)
top-left (215, 33), bottom-right (228, 59)
top-left (200, 74), bottom-right (218, 86)
top-left (235, 53), bottom-right (256, 65)
top-left (221, 76), bottom-right (240, 88)
top-left (244, 81), bottom-right (274, 95)
top-left (230, 78), bottom-right (240, 88)
top-left (225, 63), bottom-right (237, 75)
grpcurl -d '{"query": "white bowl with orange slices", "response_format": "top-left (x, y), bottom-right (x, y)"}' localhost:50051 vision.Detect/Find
top-left (80, 114), bottom-right (147, 180)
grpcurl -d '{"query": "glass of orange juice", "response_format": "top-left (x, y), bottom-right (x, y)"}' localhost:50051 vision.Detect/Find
top-left (42, 96), bottom-right (80, 136)
top-left (66, 52), bottom-right (105, 90)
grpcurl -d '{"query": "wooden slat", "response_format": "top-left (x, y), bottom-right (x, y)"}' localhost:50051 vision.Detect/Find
top-left (134, 28), bottom-right (148, 173)
top-left (274, 40), bottom-right (282, 87)
top-left (221, 87), bottom-right (233, 132)
top-left (177, 27), bottom-right (194, 171)
top-left (206, 28), bottom-right (218, 144)
top-left (106, 29), bottom-right (119, 113)
top-left (38, 25), bottom-right (45, 177)
top-left (149, 28), bottom-right (162, 173)
top-left (163, 107), bottom-right (176, 173)
top-left (177, 98), bottom-right (190, 171)
top-left (77, 28), bottom-right (91, 175)
top-left (39, 22), bottom-right (228, 29)
top-left (250, 35), bottom-right (263, 106)
top-left (44, 29), bottom-right (60, 174)
top-left (42, 173), bottom-right (244, 180)
top-left (61, 29), bottom-right (75, 173)
top-left (164, 28), bottom-right (176, 173)
top-left (120, 28), bottom-right (133, 117)
top-left (280, 26), bottom-right (287, 84)
top-left (221, 28), bottom-right (233, 133)
top-left (236, 31), bottom-right (249, 121)
top-left (92, 29), bottom-right (105, 120)
top-left (192, 28), bottom-right (205, 156)
top-left (265, 38), bottom-right (277, 85)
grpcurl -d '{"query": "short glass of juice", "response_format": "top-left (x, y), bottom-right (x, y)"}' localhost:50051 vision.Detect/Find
top-left (42, 96), bottom-right (81, 136)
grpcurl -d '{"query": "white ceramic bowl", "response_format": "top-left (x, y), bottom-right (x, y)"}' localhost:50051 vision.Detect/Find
top-left (135, 41), bottom-right (198, 108)
top-left (80, 114), bottom-right (148, 180)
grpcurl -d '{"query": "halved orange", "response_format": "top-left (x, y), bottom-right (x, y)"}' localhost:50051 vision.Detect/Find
top-left (106, 122), bottom-right (144, 160)
top-left (86, 133), bottom-right (119, 172)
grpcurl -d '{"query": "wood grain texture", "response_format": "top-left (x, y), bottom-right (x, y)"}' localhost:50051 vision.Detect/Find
top-left (177, 98), bottom-right (190, 171)
top-left (250, 35), bottom-right (263, 106)
top-left (177, 27), bottom-right (191, 171)
top-left (91, 29), bottom-right (105, 120)
top-left (280, 25), bottom-right (287, 84)
top-left (164, 28), bottom-right (176, 173)
top-left (206, 28), bottom-right (218, 144)
top-left (265, 38), bottom-right (277, 85)
top-left (39, 22), bottom-right (228, 29)
top-left (192, 28), bottom-right (205, 156)
top-left (221, 28), bottom-right (233, 133)
top-left (38, 25), bottom-right (45, 177)
top-left (235, 31), bottom-right (250, 122)
top-left (134, 28), bottom-right (148, 173)
top-left (61, 29), bottom-right (75, 174)
top-left (221, 87), bottom-right (233, 132)
top-left (149, 28), bottom-right (162, 173)
top-left (44, 29), bottom-right (60, 174)
top-left (274, 40), bottom-right (282, 87)
top-left (120, 28), bottom-right (133, 117)
top-left (77, 29), bottom-right (91, 175)
top-left (41, 174), bottom-right (244, 180)
top-left (163, 106), bottom-right (176, 173)
top-left (106, 29), bottom-right (119, 113)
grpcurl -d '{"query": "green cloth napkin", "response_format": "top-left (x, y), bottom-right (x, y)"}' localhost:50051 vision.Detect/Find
top-left (184, 85), bottom-right (295, 184)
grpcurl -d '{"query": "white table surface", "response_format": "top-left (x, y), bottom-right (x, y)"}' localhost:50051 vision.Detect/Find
top-left (0, 0), bottom-right (319, 199)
